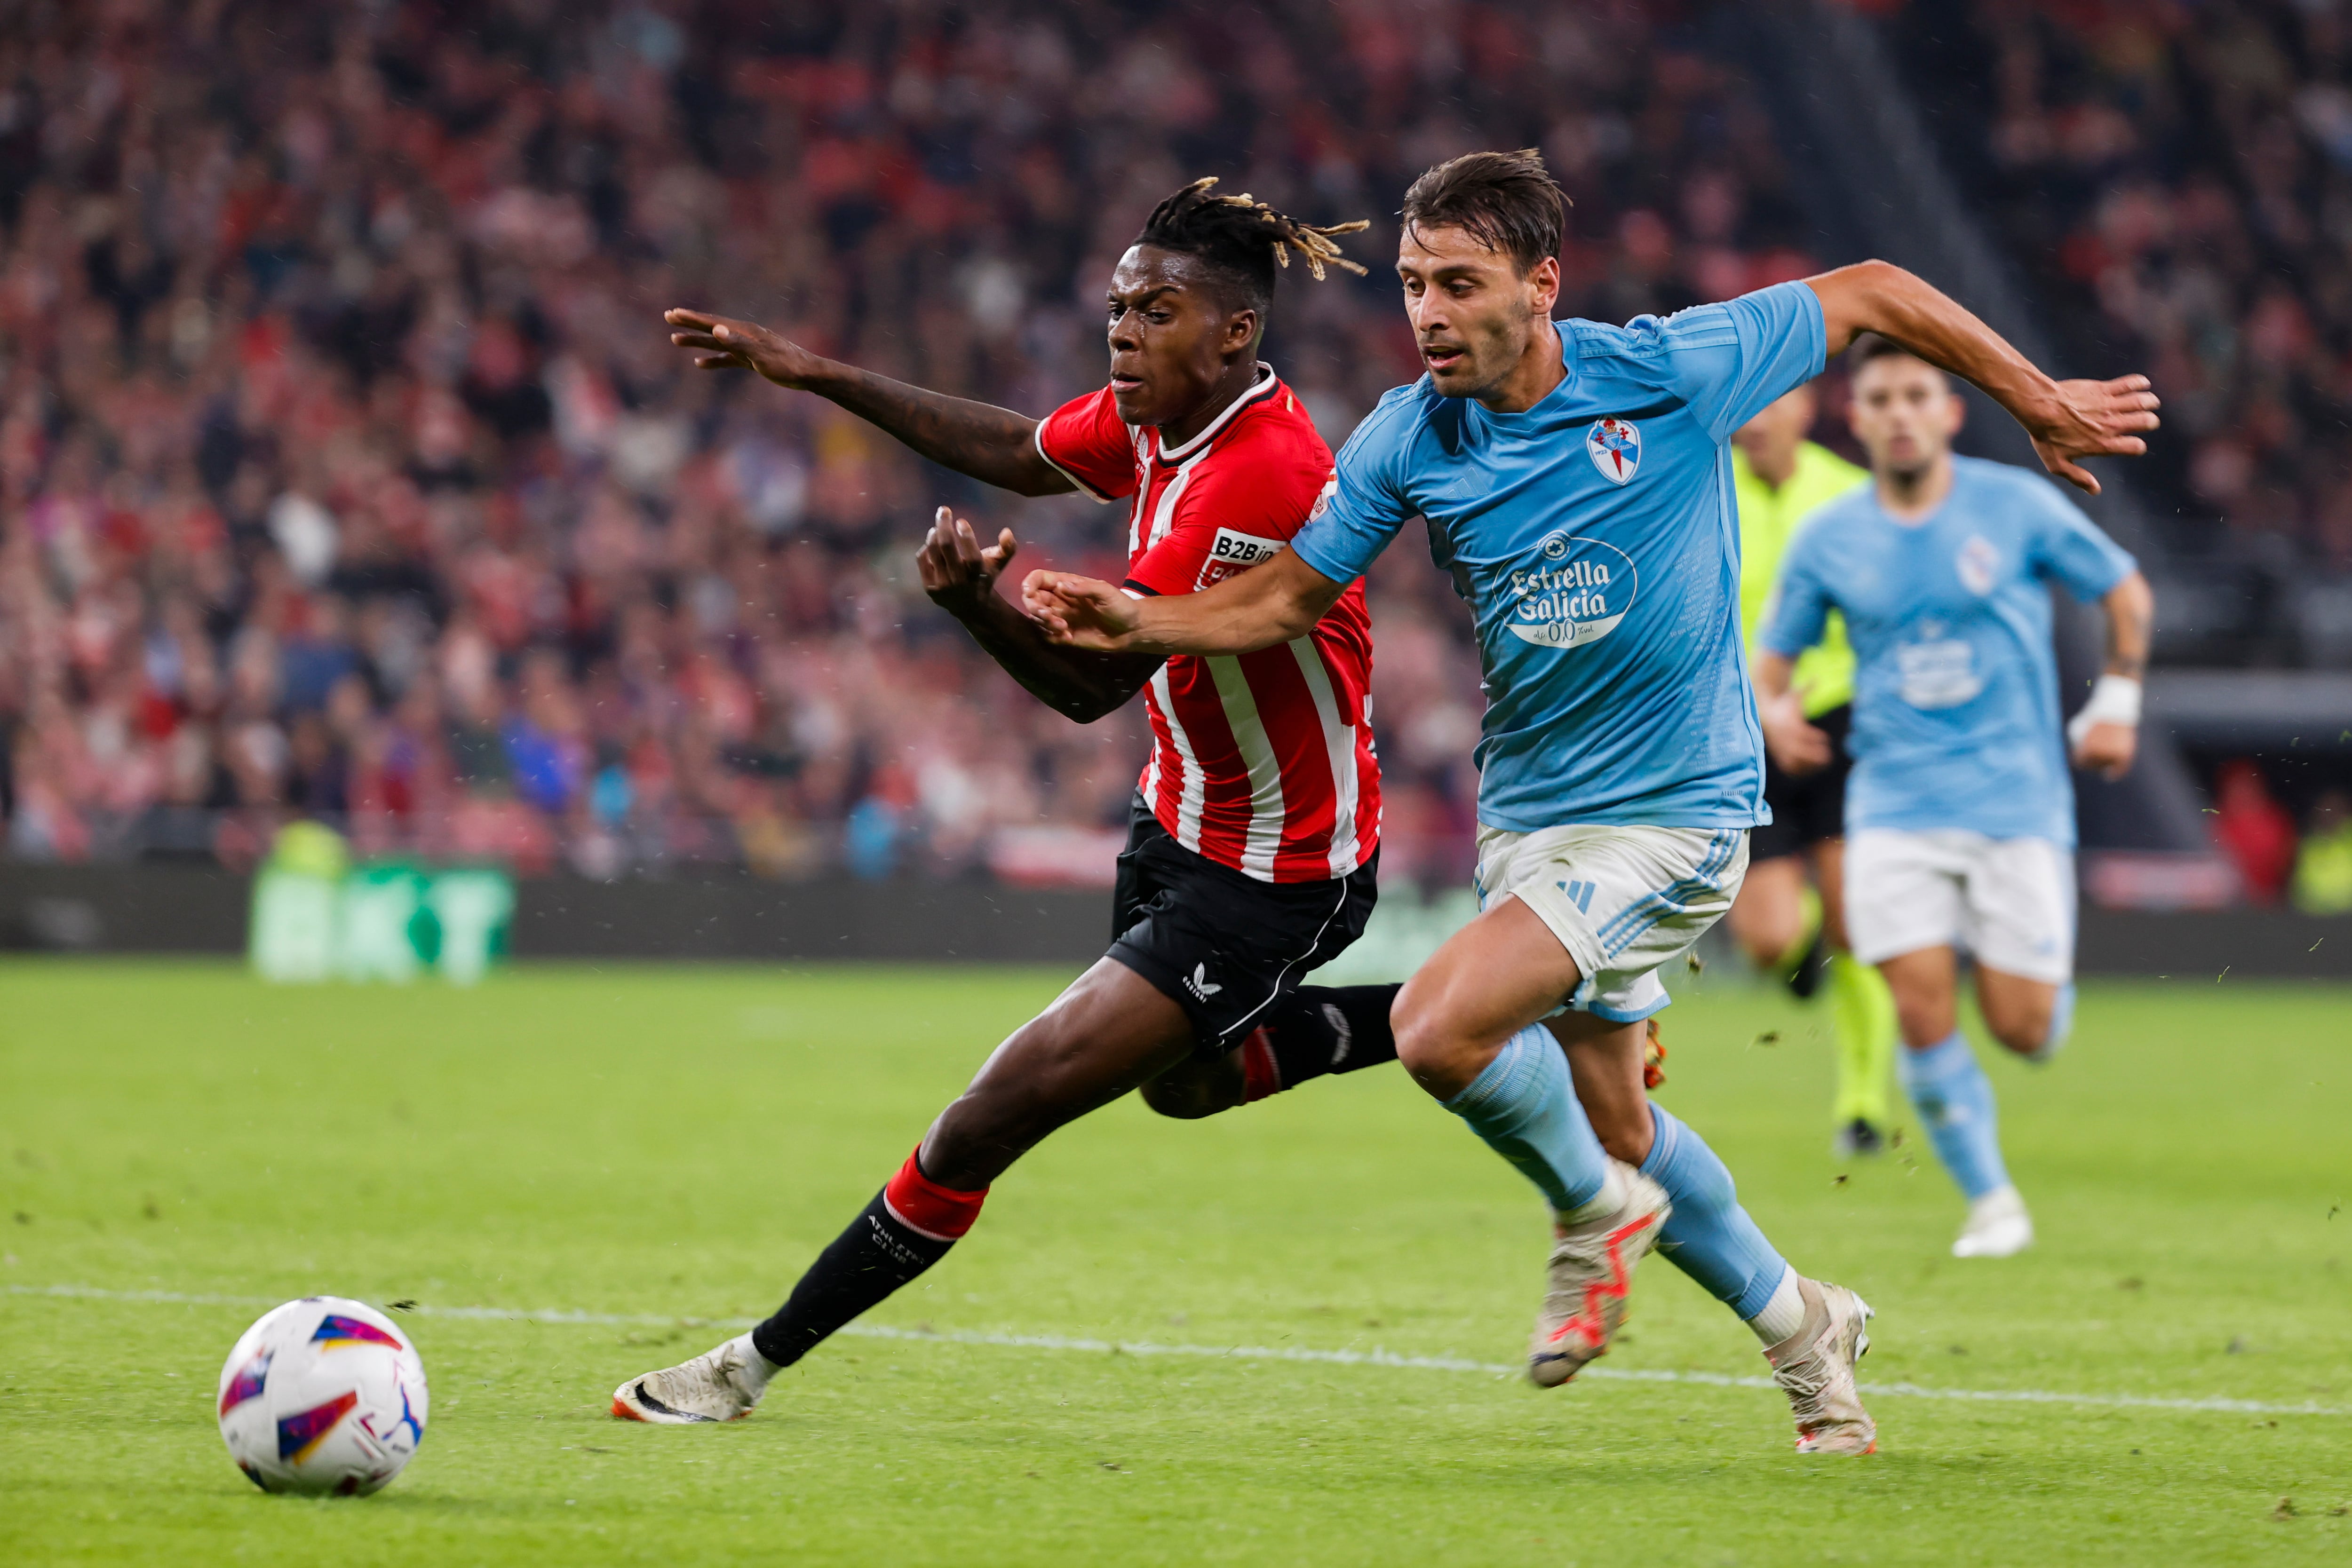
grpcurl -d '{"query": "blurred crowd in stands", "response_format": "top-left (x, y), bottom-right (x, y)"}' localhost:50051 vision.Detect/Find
top-left (2204, 760), bottom-right (2352, 914)
top-left (1899, 0), bottom-right (2352, 594)
top-left (0, 0), bottom-right (1820, 883)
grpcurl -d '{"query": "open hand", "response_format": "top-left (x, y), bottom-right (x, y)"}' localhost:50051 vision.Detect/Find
top-left (916, 507), bottom-right (1018, 615)
top-left (664, 308), bottom-right (827, 387)
top-left (1022, 569), bottom-right (1141, 650)
top-left (2069, 720), bottom-right (2137, 780)
top-left (2027, 376), bottom-right (2161, 495)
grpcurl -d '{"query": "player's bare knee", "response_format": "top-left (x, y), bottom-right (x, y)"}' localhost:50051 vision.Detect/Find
top-left (1388, 992), bottom-right (1466, 1091)
top-left (1986, 1002), bottom-right (2052, 1057)
top-left (1728, 904), bottom-right (1798, 968)
top-left (1894, 999), bottom-right (1955, 1049)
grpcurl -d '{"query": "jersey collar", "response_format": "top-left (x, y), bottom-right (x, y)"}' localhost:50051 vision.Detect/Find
top-left (1152, 363), bottom-right (1280, 464)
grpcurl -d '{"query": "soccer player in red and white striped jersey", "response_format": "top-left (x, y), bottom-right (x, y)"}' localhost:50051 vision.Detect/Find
top-left (614, 181), bottom-right (1404, 1425)
top-left (1034, 354), bottom-right (1381, 884)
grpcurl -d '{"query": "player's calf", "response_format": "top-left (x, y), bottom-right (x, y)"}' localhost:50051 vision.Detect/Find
top-left (1139, 983), bottom-right (1402, 1119)
top-left (1977, 970), bottom-right (2066, 1061)
top-left (1137, 1051), bottom-right (1244, 1118)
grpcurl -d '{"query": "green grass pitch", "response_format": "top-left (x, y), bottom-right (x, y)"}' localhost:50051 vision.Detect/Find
top-left (2, 958), bottom-right (2348, 1565)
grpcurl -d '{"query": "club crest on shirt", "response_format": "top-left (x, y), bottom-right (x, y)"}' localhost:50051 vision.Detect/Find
top-left (1505, 533), bottom-right (1638, 650)
top-left (1955, 533), bottom-right (2000, 596)
top-left (1585, 418), bottom-right (1641, 484)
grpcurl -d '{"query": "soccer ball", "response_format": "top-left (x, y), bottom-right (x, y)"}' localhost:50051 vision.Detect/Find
top-left (216, 1296), bottom-right (429, 1496)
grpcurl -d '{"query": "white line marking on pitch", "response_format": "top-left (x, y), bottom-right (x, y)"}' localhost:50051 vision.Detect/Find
top-left (12, 1282), bottom-right (2344, 1419)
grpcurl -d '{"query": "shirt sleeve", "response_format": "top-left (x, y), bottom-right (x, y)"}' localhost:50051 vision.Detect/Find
top-left (2023, 480), bottom-right (2137, 602)
top-left (1757, 523), bottom-right (1835, 660)
top-left (1033, 386), bottom-right (1140, 503)
top-left (1287, 395), bottom-right (1418, 585)
top-left (1651, 281), bottom-right (1829, 445)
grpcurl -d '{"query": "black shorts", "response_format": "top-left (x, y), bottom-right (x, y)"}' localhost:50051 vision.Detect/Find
top-left (1752, 703), bottom-right (1853, 862)
top-left (1106, 794), bottom-right (1377, 1057)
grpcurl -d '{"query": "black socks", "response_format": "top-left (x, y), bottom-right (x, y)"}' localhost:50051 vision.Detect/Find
top-left (749, 1152), bottom-right (987, 1369)
top-left (1246, 982), bottom-right (1402, 1098)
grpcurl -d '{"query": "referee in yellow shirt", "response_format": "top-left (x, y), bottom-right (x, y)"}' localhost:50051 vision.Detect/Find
top-left (1729, 381), bottom-right (1900, 1156)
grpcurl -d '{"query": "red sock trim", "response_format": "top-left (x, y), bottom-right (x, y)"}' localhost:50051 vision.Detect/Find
top-left (1240, 1028), bottom-right (1282, 1103)
top-left (882, 1150), bottom-right (987, 1243)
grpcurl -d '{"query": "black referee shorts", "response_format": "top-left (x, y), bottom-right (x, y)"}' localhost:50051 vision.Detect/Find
top-left (1105, 793), bottom-right (1377, 1057)
top-left (1752, 702), bottom-right (1854, 862)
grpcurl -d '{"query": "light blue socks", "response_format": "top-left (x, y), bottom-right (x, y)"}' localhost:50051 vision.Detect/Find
top-left (1639, 1103), bottom-right (1792, 1321)
top-left (1451, 1042), bottom-right (1803, 1342)
top-left (2032, 982), bottom-right (2076, 1062)
top-left (1443, 1025), bottom-right (1611, 1213)
top-left (1899, 1029), bottom-right (2010, 1200)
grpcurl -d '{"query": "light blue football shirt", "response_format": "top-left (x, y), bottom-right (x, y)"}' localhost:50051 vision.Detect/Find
top-left (1758, 454), bottom-right (2137, 846)
top-left (1290, 280), bottom-right (1827, 832)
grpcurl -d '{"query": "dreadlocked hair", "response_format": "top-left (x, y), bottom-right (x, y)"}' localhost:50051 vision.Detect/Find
top-left (1134, 178), bottom-right (1369, 317)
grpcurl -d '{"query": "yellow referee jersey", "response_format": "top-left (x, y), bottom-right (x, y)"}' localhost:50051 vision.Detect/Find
top-left (1734, 440), bottom-right (1869, 718)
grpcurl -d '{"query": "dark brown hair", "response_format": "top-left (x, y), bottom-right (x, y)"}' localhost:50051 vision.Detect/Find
top-left (1135, 178), bottom-right (1367, 316)
top-left (1398, 149), bottom-right (1567, 276)
top-left (1848, 332), bottom-right (1947, 381)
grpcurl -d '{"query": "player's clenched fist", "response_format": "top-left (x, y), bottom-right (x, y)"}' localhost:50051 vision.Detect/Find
top-left (1022, 570), bottom-right (1138, 650)
top-left (2068, 720), bottom-right (2137, 781)
top-left (664, 308), bottom-right (827, 387)
top-left (915, 507), bottom-right (1019, 616)
top-left (1758, 689), bottom-right (1834, 776)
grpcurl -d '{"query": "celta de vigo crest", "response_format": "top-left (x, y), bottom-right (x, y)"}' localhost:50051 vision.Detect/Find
top-left (1585, 417), bottom-right (1641, 484)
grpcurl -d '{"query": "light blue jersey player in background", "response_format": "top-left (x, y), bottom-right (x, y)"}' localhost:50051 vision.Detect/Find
top-left (1024, 150), bottom-right (2159, 1455)
top-left (1756, 336), bottom-right (2155, 1260)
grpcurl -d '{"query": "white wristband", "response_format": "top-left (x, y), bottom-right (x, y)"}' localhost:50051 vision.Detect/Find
top-left (2066, 674), bottom-right (2142, 747)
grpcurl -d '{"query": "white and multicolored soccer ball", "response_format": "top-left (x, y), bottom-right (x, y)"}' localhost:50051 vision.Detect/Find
top-left (216, 1297), bottom-right (429, 1496)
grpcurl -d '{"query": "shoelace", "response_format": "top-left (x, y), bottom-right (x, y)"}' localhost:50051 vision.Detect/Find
top-left (1772, 1333), bottom-right (1856, 1429)
top-left (660, 1349), bottom-right (732, 1407)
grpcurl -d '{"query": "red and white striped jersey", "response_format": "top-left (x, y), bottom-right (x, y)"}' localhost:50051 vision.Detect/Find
top-left (1036, 366), bottom-right (1382, 884)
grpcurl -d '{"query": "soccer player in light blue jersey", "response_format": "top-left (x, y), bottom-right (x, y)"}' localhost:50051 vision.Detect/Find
top-left (1022, 150), bottom-right (2158, 1455)
top-left (1755, 337), bottom-right (2154, 1261)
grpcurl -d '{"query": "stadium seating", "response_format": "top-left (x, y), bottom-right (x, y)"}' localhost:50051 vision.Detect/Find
top-left (1891, 0), bottom-right (2352, 656)
top-left (0, 1), bottom-right (1810, 882)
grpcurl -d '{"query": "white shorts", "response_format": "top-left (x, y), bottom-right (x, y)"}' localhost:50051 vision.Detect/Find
top-left (1475, 824), bottom-right (1748, 1022)
top-left (1844, 829), bottom-right (2075, 984)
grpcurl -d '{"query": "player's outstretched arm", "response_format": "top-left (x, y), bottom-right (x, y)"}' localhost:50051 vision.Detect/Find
top-left (2068, 570), bottom-right (2153, 779)
top-left (665, 309), bottom-right (1073, 497)
top-left (1022, 549), bottom-right (1346, 657)
top-left (917, 509), bottom-right (1160, 722)
top-left (1750, 650), bottom-right (1834, 776)
top-left (1804, 262), bottom-right (2161, 495)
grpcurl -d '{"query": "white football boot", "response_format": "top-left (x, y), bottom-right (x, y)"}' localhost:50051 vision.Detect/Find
top-left (1764, 1276), bottom-right (1878, 1455)
top-left (612, 1333), bottom-right (777, 1424)
top-left (1951, 1185), bottom-right (2034, 1259)
top-left (1527, 1161), bottom-right (1672, 1387)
